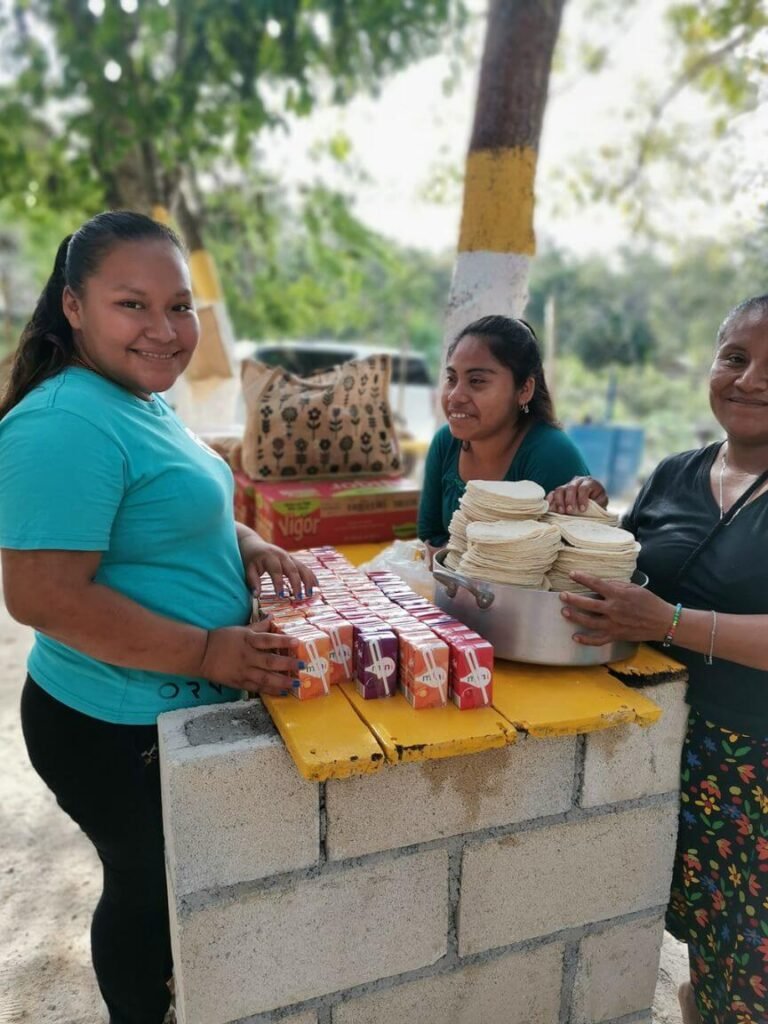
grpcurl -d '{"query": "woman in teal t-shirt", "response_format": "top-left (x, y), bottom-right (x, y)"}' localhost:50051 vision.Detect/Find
top-left (418, 315), bottom-right (589, 550)
top-left (0, 212), bottom-right (316, 1024)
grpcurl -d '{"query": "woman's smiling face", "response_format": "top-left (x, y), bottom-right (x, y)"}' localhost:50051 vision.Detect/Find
top-left (62, 239), bottom-right (199, 399)
top-left (442, 334), bottom-right (532, 444)
top-left (710, 313), bottom-right (768, 446)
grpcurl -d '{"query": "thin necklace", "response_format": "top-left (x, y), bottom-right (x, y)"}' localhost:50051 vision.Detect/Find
top-left (718, 442), bottom-right (762, 524)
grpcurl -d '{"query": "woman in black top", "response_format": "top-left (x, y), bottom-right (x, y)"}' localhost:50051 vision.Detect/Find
top-left (548, 294), bottom-right (768, 1024)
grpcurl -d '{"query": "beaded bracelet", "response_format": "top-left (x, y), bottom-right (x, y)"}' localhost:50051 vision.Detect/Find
top-left (662, 603), bottom-right (683, 648)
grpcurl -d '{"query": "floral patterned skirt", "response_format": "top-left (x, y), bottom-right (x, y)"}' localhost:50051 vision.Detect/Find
top-left (666, 709), bottom-right (768, 1023)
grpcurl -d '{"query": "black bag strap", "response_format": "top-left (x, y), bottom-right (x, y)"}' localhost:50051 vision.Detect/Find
top-left (674, 453), bottom-right (768, 586)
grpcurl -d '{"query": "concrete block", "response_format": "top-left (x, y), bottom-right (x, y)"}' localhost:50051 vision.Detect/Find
top-left (332, 941), bottom-right (564, 1024)
top-left (580, 681), bottom-right (688, 808)
top-left (173, 848), bottom-right (448, 1023)
top-left (158, 701), bottom-right (319, 896)
top-left (279, 1014), bottom-right (318, 1024)
top-left (459, 802), bottom-right (677, 956)
top-left (327, 736), bottom-right (576, 859)
top-left (571, 913), bottom-right (665, 1022)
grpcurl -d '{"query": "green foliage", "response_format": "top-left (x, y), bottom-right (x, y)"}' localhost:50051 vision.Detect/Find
top-left (526, 235), bottom-right (768, 469)
top-left (201, 181), bottom-right (451, 363)
top-left (556, 0), bottom-right (767, 232)
top-left (0, 0), bottom-right (466, 226)
top-left (667, 0), bottom-right (768, 107)
top-left (526, 249), bottom-right (658, 367)
top-left (527, 238), bottom-right (767, 371)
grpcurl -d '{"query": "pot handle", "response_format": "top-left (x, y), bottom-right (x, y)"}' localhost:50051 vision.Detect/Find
top-left (432, 560), bottom-right (495, 611)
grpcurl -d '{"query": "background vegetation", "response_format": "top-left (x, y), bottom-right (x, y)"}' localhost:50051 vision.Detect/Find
top-left (1, 0), bottom-right (766, 477)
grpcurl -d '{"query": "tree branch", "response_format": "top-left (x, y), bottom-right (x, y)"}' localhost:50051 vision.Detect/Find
top-left (615, 26), bottom-right (752, 196)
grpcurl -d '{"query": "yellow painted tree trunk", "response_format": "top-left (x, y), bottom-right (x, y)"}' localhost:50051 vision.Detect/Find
top-left (445, 0), bottom-right (566, 344)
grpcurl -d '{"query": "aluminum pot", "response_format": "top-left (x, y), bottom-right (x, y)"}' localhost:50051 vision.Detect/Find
top-left (432, 550), bottom-right (648, 667)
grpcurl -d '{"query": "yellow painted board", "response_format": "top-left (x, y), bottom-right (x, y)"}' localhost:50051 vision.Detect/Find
top-left (336, 542), bottom-right (388, 568)
top-left (490, 660), bottom-right (662, 738)
top-left (340, 682), bottom-right (514, 763)
top-left (263, 687), bottom-right (386, 782)
top-left (607, 643), bottom-right (687, 682)
top-left (399, 438), bottom-right (430, 458)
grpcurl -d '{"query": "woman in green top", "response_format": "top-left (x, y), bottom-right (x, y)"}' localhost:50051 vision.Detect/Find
top-left (418, 315), bottom-right (588, 549)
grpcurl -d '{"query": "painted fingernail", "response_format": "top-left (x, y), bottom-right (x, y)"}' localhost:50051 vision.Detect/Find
top-left (298, 660), bottom-right (306, 669)
top-left (307, 587), bottom-right (313, 596)
top-left (292, 679), bottom-right (301, 688)
top-left (279, 589), bottom-right (287, 598)
top-left (280, 689), bottom-right (290, 696)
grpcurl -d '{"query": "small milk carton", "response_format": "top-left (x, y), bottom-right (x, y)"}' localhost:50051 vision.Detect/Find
top-left (449, 638), bottom-right (494, 709)
top-left (309, 617), bottom-right (354, 686)
top-left (275, 622), bottom-right (332, 700)
top-left (354, 630), bottom-right (399, 699)
top-left (401, 636), bottom-right (449, 709)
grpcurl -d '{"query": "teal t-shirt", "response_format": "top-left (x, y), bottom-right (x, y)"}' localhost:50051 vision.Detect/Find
top-left (417, 421), bottom-right (590, 546)
top-left (0, 367), bottom-right (250, 724)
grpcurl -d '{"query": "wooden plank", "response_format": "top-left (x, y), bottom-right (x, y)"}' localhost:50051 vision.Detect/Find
top-left (262, 687), bottom-right (386, 782)
top-left (607, 643), bottom-right (688, 686)
top-left (335, 542), bottom-right (388, 568)
top-left (340, 682), bottom-right (514, 764)
top-left (490, 660), bottom-right (662, 738)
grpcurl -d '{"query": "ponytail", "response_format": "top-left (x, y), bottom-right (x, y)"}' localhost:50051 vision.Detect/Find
top-left (0, 211), bottom-right (183, 419)
top-left (0, 237), bottom-right (75, 418)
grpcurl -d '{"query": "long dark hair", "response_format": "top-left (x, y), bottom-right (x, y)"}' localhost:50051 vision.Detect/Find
top-left (448, 314), bottom-right (558, 427)
top-left (0, 211), bottom-right (184, 419)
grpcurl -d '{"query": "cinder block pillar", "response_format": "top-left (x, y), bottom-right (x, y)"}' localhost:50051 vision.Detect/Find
top-left (158, 679), bottom-right (687, 1024)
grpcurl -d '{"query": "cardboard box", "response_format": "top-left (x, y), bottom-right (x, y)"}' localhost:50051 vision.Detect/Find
top-left (233, 471), bottom-right (256, 527)
top-left (253, 478), bottom-right (420, 551)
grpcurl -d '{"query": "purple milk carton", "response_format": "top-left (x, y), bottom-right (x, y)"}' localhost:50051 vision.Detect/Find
top-left (354, 628), bottom-right (398, 700)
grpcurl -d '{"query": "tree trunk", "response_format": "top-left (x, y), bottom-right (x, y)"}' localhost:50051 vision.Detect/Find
top-left (445, 0), bottom-right (566, 345)
top-left (99, 146), bottom-right (154, 215)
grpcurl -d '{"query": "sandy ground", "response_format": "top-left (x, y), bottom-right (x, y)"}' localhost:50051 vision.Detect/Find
top-left (0, 596), bottom-right (688, 1024)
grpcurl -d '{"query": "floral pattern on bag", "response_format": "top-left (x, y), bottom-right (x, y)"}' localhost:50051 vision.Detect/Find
top-left (241, 355), bottom-right (401, 480)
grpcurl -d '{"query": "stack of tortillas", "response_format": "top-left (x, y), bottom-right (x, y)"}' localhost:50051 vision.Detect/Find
top-left (543, 498), bottom-right (620, 528)
top-left (461, 480), bottom-right (550, 521)
top-left (444, 508), bottom-right (469, 570)
top-left (547, 521), bottom-right (639, 593)
top-left (459, 520), bottom-right (561, 588)
top-left (445, 480), bottom-right (549, 569)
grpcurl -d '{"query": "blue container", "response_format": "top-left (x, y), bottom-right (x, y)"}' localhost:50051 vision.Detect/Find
top-left (610, 427), bottom-right (645, 495)
top-left (566, 425), bottom-right (613, 484)
top-left (566, 425), bottom-right (644, 497)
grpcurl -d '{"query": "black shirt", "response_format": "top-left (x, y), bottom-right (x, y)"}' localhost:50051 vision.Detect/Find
top-left (623, 443), bottom-right (768, 736)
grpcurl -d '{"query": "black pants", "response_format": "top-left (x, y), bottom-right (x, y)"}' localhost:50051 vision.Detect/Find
top-left (21, 677), bottom-right (172, 1024)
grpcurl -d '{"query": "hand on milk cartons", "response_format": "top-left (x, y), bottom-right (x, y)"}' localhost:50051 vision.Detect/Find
top-left (273, 621), bottom-right (332, 700)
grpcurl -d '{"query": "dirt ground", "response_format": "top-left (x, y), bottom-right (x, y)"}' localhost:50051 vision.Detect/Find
top-left (0, 596), bottom-right (689, 1024)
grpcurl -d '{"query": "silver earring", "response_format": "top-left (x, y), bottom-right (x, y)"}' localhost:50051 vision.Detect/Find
top-left (521, 402), bottom-right (529, 415)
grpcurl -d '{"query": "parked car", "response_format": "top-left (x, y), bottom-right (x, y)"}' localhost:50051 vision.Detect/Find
top-left (234, 339), bottom-right (437, 442)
